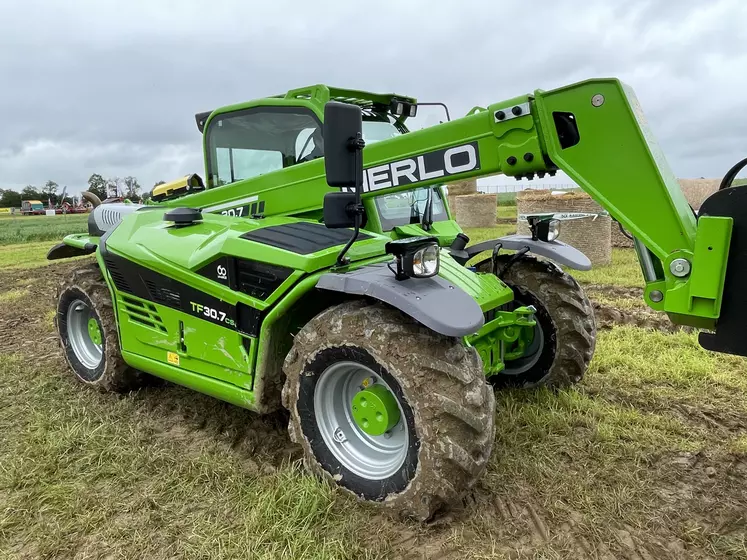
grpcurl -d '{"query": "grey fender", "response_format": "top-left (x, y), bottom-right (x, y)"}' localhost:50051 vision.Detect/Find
top-left (316, 263), bottom-right (484, 337)
top-left (463, 235), bottom-right (592, 271)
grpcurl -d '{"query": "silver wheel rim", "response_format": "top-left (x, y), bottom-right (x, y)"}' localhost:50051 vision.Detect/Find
top-left (503, 322), bottom-right (544, 375)
top-left (314, 361), bottom-right (408, 480)
top-left (67, 299), bottom-right (103, 370)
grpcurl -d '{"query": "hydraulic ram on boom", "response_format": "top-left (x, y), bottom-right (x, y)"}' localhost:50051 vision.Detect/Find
top-left (162, 78), bottom-right (739, 354)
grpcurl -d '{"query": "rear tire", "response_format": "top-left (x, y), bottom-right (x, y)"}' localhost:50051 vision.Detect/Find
top-left (282, 301), bottom-right (495, 521)
top-left (477, 255), bottom-right (596, 388)
top-left (56, 263), bottom-right (144, 393)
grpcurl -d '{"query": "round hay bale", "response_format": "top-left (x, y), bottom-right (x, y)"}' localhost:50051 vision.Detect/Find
top-left (455, 193), bottom-right (497, 228)
top-left (516, 190), bottom-right (611, 265)
top-left (446, 179), bottom-right (477, 197)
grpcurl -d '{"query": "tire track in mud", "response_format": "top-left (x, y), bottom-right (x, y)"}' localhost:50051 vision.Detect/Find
top-left (584, 283), bottom-right (693, 333)
top-left (0, 261), bottom-right (299, 471)
top-left (388, 488), bottom-right (680, 560)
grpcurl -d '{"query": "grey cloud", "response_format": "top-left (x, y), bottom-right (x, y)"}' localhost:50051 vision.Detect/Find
top-left (1, 0), bottom-right (745, 193)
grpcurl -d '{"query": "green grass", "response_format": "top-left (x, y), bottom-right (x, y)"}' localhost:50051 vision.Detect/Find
top-left (496, 192), bottom-right (517, 205)
top-left (572, 248), bottom-right (643, 287)
top-left (2, 232), bottom-right (746, 557)
top-left (0, 241), bottom-right (91, 270)
top-left (496, 206), bottom-right (516, 220)
top-left (0, 213), bottom-right (88, 245)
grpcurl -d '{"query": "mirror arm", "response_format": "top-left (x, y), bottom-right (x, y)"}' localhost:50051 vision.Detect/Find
top-left (335, 133), bottom-right (366, 267)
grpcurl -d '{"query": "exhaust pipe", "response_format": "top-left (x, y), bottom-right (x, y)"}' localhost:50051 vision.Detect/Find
top-left (81, 191), bottom-right (102, 208)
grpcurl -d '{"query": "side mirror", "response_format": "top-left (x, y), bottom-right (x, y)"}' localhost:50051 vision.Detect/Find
top-left (323, 191), bottom-right (357, 228)
top-left (323, 102), bottom-right (364, 189)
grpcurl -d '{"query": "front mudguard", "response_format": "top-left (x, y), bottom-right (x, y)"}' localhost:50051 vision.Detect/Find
top-left (316, 263), bottom-right (484, 337)
top-left (461, 235), bottom-right (592, 271)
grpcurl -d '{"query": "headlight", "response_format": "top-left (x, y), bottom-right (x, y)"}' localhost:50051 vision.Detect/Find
top-left (412, 244), bottom-right (439, 277)
top-left (536, 219), bottom-right (560, 242)
top-left (385, 236), bottom-right (440, 280)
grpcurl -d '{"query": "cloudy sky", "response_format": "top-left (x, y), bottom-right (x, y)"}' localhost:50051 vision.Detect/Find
top-left (1, 0), bottom-right (745, 194)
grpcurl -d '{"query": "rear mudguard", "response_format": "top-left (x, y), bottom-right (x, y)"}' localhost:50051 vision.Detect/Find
top-left (317, 263), bottom-right (484, 337)
top-left (462, 235), bottom-right (592, 271)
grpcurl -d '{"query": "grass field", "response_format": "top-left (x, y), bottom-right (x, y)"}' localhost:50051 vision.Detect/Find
top-left (0, 213), bottom-right (89, 245)
top-left (1, 225), bottom-right (746, 559)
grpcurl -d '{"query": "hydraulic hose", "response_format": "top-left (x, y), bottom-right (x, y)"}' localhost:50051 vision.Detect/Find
top-left (719, 157), bottom-right (747, 191)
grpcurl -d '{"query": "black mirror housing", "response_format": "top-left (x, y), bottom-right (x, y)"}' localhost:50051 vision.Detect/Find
top-left (323, 191), bottom-right (357, 228)
top-left (323, 102), bottom-right (364, 189)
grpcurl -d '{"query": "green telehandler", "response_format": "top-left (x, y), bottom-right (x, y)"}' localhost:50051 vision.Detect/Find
top-left (48, 78), bottom-right (746, 520)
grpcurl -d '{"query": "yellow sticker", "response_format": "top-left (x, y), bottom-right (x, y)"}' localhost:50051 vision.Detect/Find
top-left (167, 352), bottom-right (180, 366)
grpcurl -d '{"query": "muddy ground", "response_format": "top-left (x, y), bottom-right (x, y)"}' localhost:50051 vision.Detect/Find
top-left (2, 260), bottom-right (746, 559)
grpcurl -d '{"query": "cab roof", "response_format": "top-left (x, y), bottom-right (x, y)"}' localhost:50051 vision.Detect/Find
top-left (195, 84), bottom-right (416, 133)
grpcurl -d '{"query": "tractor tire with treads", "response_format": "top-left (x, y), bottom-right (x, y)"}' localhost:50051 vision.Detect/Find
top-left (56, 262), bottom-right (145, 393)
top-left (477, 255), bottom-right (596, 388)
top-left (282, 301), bottom-right (495, 521)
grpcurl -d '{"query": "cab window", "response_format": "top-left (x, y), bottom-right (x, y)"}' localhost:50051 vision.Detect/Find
top-left (206, 107), bottom-right (322, 187)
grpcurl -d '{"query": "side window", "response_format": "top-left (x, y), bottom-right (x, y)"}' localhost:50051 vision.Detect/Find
top-left (207, 108), bottom-right (321, 187)
top-left (215, 148), bottom-right (283, 185)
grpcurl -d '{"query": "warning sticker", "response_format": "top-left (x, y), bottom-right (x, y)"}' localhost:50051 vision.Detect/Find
top-left (167, 352), bottom-right (180, 366)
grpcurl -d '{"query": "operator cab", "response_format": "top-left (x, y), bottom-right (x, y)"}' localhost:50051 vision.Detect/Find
top-left (195, 86), bottom-right (420, 190)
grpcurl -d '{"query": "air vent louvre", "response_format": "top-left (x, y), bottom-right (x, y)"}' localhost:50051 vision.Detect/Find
top-left (144, 280), bottom-right (181, 307)
top-left (122, 295), bottom-right (168, 333)
top-left (104, 257), bottom-right (132, 293)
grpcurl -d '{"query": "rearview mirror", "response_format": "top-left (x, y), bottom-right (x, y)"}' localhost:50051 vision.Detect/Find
top-left (323, 191), bottom-right (357, 228)
top-left (323, 102), bottom-right (363, 189)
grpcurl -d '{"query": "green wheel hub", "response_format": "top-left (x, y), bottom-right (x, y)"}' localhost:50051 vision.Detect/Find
top-left (351, 384), bottom-right (401, 436)
top-left (87, 317), bottom-right (102, 346)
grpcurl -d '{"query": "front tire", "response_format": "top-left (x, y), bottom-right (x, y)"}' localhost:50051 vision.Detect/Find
top-left (56, 263), bottom-right (143, 393)
top-left (477, 255), bottom-right (596, 388)
top-left (282, 301), bottom-right (495, 521)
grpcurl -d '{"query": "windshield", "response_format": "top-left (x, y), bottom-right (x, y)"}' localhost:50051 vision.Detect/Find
top-left (362, 119), bottom-right (401, 145)
top-left (373, 187), bottom-right (448, 231)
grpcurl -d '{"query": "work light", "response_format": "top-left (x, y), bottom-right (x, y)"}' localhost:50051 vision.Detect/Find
top-left (536, 219), bottom-right (561, 242)
top-left (389, 98), bottom-right (418, 118)
top-left (385, 237), bottom-right (440, 280)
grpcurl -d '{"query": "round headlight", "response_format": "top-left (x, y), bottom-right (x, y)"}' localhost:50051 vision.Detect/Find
top-left (412, 244), bottom-right (440, 277)
top-left (545, 219), bottom-right (560, 242)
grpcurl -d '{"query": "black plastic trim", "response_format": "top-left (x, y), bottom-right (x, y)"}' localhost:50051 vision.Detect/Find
top-left (240, 222), bottom-right (370, 254)
top-left (102, 253), bottom-right (262, 336)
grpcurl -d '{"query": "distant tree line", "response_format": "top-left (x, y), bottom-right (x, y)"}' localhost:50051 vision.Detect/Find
top-left (0, 175), bottom-right (165, 208)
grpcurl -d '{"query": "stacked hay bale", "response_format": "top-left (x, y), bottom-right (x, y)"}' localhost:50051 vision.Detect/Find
top-left (678, 178), bottom-right (719, 210)
top-left (454, 193), bottom-right (498, 228)
top-left (516, 190), bottom-right (611, 265)
top-left (446, 179), bottom-right (477, 217)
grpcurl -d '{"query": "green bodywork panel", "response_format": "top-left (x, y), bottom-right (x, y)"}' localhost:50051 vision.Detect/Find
top-left (86, 206), bottom-right (516, 411)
